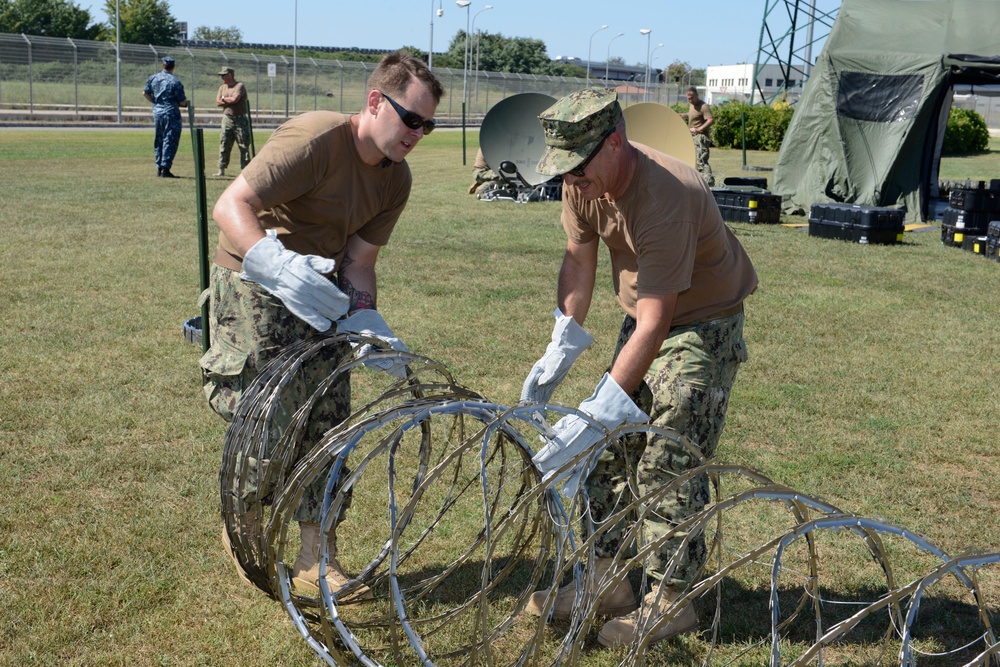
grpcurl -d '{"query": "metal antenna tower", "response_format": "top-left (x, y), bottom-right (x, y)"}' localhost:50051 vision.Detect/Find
top-left (752, 0), bottom-right (841, 104)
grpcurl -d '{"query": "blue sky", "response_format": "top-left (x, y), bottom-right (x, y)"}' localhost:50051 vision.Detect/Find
top-left (81, 0), bottom-right (781, 70)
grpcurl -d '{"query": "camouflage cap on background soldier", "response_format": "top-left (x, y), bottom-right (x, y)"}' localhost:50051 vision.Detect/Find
top-left (536, 88), bottom-right (622, 176)
top-left (218, 67), bottom-right (235, 76)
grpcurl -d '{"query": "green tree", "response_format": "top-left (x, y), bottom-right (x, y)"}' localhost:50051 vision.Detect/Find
top-left (0, 0), bottom-right (100, 38)
top-left (666, 59), bottom-right (691, 85)
top-left (192, 24), bottom-right (242, 42)
top-left (101, 0), bottom-right (177, 45)
top-left (444, 30), bottom-right (568, 75)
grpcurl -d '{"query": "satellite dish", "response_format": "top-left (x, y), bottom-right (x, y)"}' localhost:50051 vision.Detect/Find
top-left (622, 102), bottom-right (696, 168)
top-left (480, 93), bottom-right (557, 187)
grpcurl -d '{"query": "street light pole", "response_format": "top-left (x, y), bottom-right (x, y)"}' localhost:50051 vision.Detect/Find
top-left (650, 42), bottom-right (664, 101)
top-left (586, 24), bottom-right (608, 87)
top-left (429, 0), bottom-right (442, 69)
top-left (639, 28), bottom-right (651, 102)
top-left (605, 31), bottom-right (623, 83)
top-left (456, 0), bottom-right (471, 165)
top-left (471, 5), bottom-right (493, 110)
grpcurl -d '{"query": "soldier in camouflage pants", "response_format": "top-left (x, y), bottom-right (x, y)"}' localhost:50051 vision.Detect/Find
top-left (587, 310), bottom-right (747, 586)
top-left (521, 88), bottom-right (756, 646)
top-left (201, 265), bottom-right (352, 523)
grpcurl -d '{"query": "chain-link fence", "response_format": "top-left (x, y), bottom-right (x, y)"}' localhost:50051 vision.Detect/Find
top-left (0, 32), bottom-right (687, 127)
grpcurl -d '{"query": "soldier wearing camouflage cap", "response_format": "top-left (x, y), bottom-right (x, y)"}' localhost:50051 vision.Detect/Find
top-left (521, 88), bottom-right (758, 646)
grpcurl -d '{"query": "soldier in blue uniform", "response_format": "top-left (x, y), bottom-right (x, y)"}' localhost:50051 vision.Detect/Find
top-left (143, 56), bottom-right (188, 178)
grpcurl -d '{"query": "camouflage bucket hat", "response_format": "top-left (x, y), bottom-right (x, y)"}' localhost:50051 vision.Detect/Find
top-left (536, 88), bottom-right (622, 176)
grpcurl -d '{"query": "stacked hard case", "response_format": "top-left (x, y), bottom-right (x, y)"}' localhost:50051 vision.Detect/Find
top-left (808, 203), bottom-right (905, 245)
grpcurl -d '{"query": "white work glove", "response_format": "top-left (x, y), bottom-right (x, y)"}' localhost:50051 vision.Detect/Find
top-left (240, 230), bottom-right (350, 332)
top-left (532, 373), bottom-right (649, 496)
top-left (520, 309), bottom-right (594, 404)
top-left (336, 309), bottom-right (409, 379)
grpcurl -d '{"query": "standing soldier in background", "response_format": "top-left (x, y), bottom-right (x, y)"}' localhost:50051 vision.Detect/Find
top-left (682, 86), bottom-right (715, 186)
top-left (214, 67), bottom-right (252, 178)
top-left (142, 56), bottom-right (188, 178)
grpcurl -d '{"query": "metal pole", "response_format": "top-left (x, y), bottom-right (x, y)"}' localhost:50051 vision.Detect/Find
top-left (605, 32), bottom-right (623, 83)
top-left (457, 1), bottom-right (471, 166)
top-left (639, 29), bottom-right (651, 102)
top-left (190, 124), bottom-right (211, 352)
top-left (292, 0), bottom-right (297, 113)
top-left (587, 24), bottom-right (608, 87)
top-left (116, 0), bottom-right (121, 124)
top-left (68, 38), bottom-right (78, 115)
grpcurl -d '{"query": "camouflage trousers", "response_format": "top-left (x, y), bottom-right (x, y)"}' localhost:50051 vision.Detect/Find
top-left (586, 308), bottom-right (747, 585)
top-left (693, 133), bottom-right (715, 187)
top-left (153, 110), bottom-right (182, 170)
top-left (199, 265), bottom-right (352, 523)
top-left (218, 114), bottom-right (251, 170)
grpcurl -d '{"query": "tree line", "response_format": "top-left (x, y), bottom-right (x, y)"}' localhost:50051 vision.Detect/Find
top-left (0, 0), bottom-right (703, 82)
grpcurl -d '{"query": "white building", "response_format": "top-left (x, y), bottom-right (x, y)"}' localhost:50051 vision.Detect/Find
top-left (703, 63), bottom-right (805, 105)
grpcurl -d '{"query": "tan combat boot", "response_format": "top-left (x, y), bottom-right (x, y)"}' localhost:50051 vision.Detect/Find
top-left (524, 557), bottom-right (638, 621)
top-left (214, 168), bottom-right (225, 177)
top-left (597, 586), bottom-right (698, 647)
top-left (221, 506), bottom-right (258, 585)
top-left (291, 522), bottom-right (373, 603)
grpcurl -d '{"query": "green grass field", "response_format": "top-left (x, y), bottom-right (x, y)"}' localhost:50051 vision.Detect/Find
top-left (1, 128), bottom-right (998, 666)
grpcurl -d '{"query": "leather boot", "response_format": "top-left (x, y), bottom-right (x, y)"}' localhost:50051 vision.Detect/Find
top-left (597, 586), bottom-right (698, 647)
top-left (524, 557), bottom-right (637, 621)
top-left (221, 507), bottom-right (258, 585)
top-left (291, 522), bottom-right (373, 603)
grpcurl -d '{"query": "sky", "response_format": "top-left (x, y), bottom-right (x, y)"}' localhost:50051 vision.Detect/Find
top-left (79, 0), bottom-right (787, 71)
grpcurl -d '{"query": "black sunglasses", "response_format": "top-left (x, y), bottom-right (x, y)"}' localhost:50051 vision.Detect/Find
top-left (379, 91), bottom-right (435, 134)
top-left (566, 129), bottom-right (614, 177)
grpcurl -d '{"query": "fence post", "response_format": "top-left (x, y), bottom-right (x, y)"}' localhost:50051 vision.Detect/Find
top-left (310, 58), bottom-right (318, 110)
top-left (250, 52), bottom-right (260, 115)
top-left (281, 55), bottom-right (289, 118)
top-left (20, 34), bottom-right (33, 114)
top-left (67, 38), bottom-right (79, 115)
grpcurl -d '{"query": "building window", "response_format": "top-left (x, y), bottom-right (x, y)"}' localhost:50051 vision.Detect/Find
top-left (765, 78), bottom-right (772, 87)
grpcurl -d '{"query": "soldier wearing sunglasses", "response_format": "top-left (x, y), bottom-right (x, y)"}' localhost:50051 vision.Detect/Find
top-left (521, 88), bottom-right (757, 646)
top-left (203, 51), bottom-right (442, 599)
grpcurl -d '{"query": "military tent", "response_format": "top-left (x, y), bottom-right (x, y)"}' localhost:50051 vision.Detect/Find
top-left (772, 0), bottom-right (1000, 222)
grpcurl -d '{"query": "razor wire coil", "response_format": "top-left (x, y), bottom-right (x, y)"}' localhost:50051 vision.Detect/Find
top-left (219, 332), bottom-right (1000, 666)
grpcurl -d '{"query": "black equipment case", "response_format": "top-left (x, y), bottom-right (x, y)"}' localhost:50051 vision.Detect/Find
top-left (808, 203), bottom-right (905, 245)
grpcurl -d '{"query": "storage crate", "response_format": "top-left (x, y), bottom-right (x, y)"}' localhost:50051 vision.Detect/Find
top-left (947, 181), bottom-right (1000, 212)
top-left (712, 187), bottom-right (782, 224)
top-left (723, 176), bottom-right (768, 189)
top-left (961, 234), bottom-right (989, 256)
top-left (808, 203), bottom-right (905, 245)
top-left (941, 207), bottom-right (995, 234)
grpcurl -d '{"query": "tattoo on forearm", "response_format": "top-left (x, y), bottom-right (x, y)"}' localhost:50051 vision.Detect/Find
top-left (339, 274), bottom-right (376, 310)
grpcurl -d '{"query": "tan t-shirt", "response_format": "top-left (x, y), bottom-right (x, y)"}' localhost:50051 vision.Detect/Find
top-left (687, 101), bottom-right (711, 130)
top-left (561, 143), bottom-right (757, 325)
top-left (216, 81), bottom-right (247, 116)
top-left (216, 111), bottom-right (411, 271)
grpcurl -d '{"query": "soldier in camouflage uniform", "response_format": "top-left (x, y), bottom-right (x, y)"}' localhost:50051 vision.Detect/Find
top-left (202, 51), bottom-right (443, 598)
top-left (142, 56), bottom-right (188, 178)
top-left (521, 88), bottom-right (757, 646)
top-left (682, 86), bottom-right (715, 186)
top-left (214, 67), bottom-right (252, 178)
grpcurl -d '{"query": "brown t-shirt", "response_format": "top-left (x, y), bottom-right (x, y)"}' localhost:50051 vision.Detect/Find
top-left (561, 143), bottom-right (757, 325)
top-left (216, 111), bottom-right (411, 270)
top-left (216, 81), bottom-right (247, 116)
top-left (687, 101), bottom-right (712, 130)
